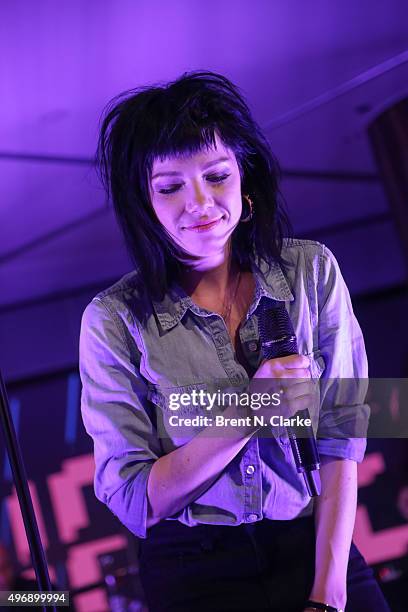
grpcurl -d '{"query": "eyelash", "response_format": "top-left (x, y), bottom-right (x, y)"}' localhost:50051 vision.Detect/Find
top-left (158, 173), bottom-right (230, 195)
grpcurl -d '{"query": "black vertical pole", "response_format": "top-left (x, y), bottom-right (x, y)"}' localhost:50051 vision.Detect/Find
top-left (0, 369), bottom-right (56, 612)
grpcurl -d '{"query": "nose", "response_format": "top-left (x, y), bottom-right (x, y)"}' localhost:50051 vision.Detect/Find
top-left (185, 182), bottom-right (214, 215)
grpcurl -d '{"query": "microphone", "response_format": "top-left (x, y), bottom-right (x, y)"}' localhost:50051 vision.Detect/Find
top-left (257, 298), bottom-right (321, 497)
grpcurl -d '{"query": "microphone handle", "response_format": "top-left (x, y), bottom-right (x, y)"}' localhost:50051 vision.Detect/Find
top-left (286, 410), bottom-right (321, 497)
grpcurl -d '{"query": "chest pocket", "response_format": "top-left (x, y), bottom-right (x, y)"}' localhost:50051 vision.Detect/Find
top-left (147, 382), bottom-right (210, 416)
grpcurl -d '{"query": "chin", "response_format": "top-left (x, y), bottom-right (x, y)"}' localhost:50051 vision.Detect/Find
top-left (187, 239), bottom-right (228, 255)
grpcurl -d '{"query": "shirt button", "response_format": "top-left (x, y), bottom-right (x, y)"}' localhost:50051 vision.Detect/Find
top-left (246, 513), bottom-right (258, 522)
top-left (246, 465), bottom-right (255, 475)
top-left (248, 341), bottom-right (258, 352)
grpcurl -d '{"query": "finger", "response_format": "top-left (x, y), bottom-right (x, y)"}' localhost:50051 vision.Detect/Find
top-left (281, 354), bottom-right (310, 370)
top-left (261, 355), bottom-right (310, 372)
top-left (282, 380), bottom-right (315, 400)
top-left (274, 368), bottom-right (311, 380)
top-left (286, 393), bottom-right (315, 416)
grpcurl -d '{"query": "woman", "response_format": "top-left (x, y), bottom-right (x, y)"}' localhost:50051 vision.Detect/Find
top-left (80, 71), bottom-right (390, 611)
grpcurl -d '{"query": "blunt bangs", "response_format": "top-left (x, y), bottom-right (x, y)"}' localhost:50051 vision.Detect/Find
top-left (135, 78), bottom-right (252, 183)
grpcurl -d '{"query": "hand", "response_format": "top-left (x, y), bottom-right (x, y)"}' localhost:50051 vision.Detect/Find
top-left (221, 354), bottom-right (316, 437)
top-left (249, 354), bottom-right (315, 420)
top-left (253, 353), bottom-right (311, 381)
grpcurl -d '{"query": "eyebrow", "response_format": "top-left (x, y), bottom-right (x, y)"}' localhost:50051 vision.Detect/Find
top-left (151, 156), bottom-right (231, 180)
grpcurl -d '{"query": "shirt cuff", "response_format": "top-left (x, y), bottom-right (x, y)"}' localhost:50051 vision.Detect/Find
top-left (105, 461), bottom-right (155, 539)
top-left (317, 437), bottom-right (367, 463)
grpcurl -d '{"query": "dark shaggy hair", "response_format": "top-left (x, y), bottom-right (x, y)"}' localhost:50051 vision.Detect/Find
top-left (97, 70), bottom-right (292, 302)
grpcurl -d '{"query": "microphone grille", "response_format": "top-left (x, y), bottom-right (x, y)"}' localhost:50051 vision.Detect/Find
top-left (258, 298), bottom-right (298, 358)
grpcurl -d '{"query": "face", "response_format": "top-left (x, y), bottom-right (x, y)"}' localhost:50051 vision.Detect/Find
top-left (149, 134), bottom-right (242, 270)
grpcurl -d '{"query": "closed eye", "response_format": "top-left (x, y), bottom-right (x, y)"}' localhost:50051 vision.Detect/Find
top-left (157, 173), bottom-right (230, 195)
top-left (158, 184), bottom-right (182, 195)
top-left (206, 173), bottom-right (230, 183)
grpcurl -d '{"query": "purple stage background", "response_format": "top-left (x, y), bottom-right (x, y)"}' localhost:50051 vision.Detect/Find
top-left (1, 2), bottom-right (408, 611)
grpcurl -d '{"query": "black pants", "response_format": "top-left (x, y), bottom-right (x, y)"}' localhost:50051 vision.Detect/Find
top-left (138, 516), bottom-right (391, 612)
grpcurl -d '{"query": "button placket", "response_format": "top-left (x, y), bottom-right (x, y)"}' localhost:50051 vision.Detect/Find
top-left (246, 513), bottom-right (258, 522)
top-left (214, 334), bottom-right (225, 347)
top-left (242, 438), bottom-right (262, 523)
top-left (239, 317), bottom-right (261, 370)
top-left (207, 317), bottom-right (249, 385)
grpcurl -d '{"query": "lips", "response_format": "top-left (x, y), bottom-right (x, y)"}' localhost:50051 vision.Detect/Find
top-left (184, 216), bottom-right (223, 231)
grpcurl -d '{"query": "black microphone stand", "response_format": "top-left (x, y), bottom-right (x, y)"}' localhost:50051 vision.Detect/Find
top-left (0, 368), bottom-right (56, 612)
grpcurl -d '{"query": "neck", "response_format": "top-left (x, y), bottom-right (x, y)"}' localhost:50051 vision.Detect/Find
top-left (178, 244), bottom-right (237, 298)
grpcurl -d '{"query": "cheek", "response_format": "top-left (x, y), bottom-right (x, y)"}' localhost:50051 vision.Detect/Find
top-left (151, 199), bottom-right (179, 228)
top-left (224, 182), bottom-right (242, 219)
top-left (153, 206), bottom-right (169, 226)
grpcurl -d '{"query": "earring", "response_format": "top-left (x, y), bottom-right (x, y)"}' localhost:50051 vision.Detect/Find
top-left (240, 194), bottom-right (254, 223)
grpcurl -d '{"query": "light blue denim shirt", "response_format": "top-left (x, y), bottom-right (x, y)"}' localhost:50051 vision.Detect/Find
top-left (79, 239), bottom-right (369, 539)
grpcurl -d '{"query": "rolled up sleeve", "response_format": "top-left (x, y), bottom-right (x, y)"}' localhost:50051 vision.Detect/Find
top-left (79, 298), bottom-right (161, 538)
top-left (316, 245), bottom-right (369, 462)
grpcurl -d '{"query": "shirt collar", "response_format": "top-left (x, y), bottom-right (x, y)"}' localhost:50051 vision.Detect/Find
top-left (152, 256), bottom-right (294, 332)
